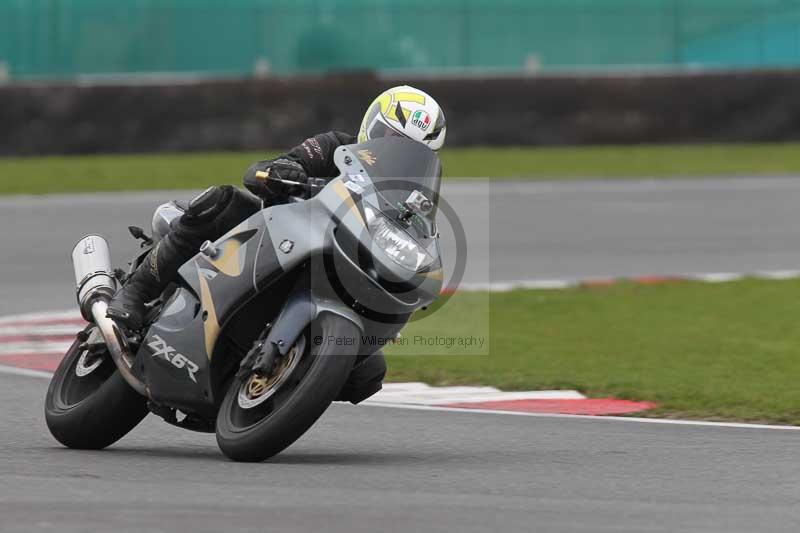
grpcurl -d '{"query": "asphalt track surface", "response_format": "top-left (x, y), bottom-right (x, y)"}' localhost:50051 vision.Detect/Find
top-left (3, 176), bottom-right (800, 314)
top-left (2, 372), bottom-right (800, 532)
top-left (3, 177), bottom-right (800, 531)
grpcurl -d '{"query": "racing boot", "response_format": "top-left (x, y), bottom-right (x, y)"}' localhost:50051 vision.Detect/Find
top-left (105, 240), bottom-right (181, 330)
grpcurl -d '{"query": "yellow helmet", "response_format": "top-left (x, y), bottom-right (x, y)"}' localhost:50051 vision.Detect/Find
top-left (358, 85), bottom-right (447, 151)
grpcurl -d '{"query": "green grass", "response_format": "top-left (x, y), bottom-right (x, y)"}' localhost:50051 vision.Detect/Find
top-left (386, 279), bottom-right (800, 424)
top-left (4, 142), bottom-right (800, 195)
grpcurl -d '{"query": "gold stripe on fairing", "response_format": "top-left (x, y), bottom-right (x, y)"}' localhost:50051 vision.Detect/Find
top-left (198, 271), bottom-right (221, 359)
top-left (424, 268), bottom-right (444, 280)
top-left (207, 239), bottom-right (243, 277)
top-left (332, 180), bottom-right (366, 227)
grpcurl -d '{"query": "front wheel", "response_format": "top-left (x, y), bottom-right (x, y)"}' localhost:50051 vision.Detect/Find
top-left (45, 326), bottom-right (149, 450)
top-left (215, 313), bottom-right (359, 462)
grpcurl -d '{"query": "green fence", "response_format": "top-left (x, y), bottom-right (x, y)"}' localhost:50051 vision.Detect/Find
top-left (3, 0), bottom-right (800, 80)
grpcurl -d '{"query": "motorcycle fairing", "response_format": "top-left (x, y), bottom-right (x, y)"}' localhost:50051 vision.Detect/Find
top-left (135, 178), bottom-right (365, 412)
top-left (136, 213), bottom-right (281, 413)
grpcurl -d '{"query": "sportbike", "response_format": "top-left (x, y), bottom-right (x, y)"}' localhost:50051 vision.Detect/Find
top-left (45, 137), bottom-right (443, 462)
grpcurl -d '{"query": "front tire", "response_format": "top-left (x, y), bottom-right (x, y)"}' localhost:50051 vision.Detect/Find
top-left (45, 327), bottom-right (149, 450)
top-left (215, 313), bottom-right (359, 462)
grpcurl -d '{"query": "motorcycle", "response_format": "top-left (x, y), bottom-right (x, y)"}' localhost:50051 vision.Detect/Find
top-left (45, 137), bottom-right (444, 462)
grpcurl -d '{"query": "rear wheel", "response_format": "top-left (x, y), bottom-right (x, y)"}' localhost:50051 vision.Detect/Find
top-left (45, 326), bottom-right (149, 450)
top-left (216, 313), bottom-right (358, 462)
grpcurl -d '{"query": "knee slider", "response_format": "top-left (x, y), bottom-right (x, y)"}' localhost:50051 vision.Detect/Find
top-left (213, 188), bottom-right (261, 229)
top-left (186, 186), bottom-right (234, 222)
top-left (336, 351), bottom-right (387, 404)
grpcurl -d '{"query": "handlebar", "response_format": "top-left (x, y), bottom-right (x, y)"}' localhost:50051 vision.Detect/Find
top-left (254, 170), bottom-right (327, 195)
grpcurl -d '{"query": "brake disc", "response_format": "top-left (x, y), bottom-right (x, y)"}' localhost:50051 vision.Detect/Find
top-left (237, 344), bottom-right (301, 409)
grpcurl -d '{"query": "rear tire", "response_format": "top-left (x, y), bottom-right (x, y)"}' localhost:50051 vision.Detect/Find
top-left (45, 327), bottom-right (149, 450)
top-left (215, 313), bottom-right (358, 462)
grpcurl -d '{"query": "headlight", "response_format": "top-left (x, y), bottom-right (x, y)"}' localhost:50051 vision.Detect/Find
top-left (364, 206), bottom-right (433, 271)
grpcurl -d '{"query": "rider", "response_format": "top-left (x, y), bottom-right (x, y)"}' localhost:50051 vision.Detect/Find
top-left (106, 85), bottom-right (447, 330)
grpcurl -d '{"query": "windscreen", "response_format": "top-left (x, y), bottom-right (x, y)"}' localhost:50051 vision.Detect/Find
top-left (338, 137), bottom-right (442, 220)
top-left (334, 137), bottom-right (443, 270)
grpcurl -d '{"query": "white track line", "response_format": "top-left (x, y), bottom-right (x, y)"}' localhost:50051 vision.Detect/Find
top-left (515, 279), bottom-right (577, 290)
top-left (0, 342), bottom-right (72, 355)
top-left (457, 280), bottom-right (576, 292)
top-left (0, 310), bottom-right (81, 325)
top-left (0, 365), bottom-right (55, 379)
top-left (369, 382), bottom-right (586, 405)
top-left (754, 269), bottom-right (800, 280)
top-left (0, 324), bottom-right (85, 336)
top-left (454, 270), bottom-right (800, 293)
top-left (361, 402), bottom-right (800, 431)
top-left (686, 272), bottom-right (745, 283)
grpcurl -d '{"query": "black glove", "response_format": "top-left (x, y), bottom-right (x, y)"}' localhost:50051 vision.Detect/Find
top-left (270, 158), bottom-right (308, 184)
top-left (244, 158), bottom-right (308, 200)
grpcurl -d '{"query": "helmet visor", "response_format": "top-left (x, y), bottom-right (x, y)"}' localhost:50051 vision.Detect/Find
top-left (367, 116), bottom-right (408, 141)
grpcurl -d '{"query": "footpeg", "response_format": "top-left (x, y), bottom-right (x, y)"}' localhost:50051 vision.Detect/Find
top-left (106, 308), bottom-right (130, 320)
top-left (128, 226), bottom-right (153, 246)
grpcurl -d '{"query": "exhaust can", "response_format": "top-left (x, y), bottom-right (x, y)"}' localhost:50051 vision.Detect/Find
top-left (72, 235), bottom-right (117, 321)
